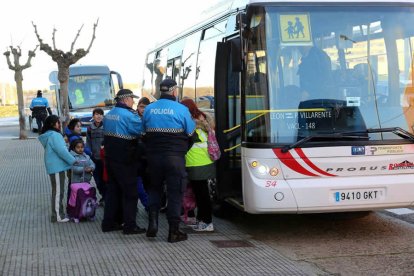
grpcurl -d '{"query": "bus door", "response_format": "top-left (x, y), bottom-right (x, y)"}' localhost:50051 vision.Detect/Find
top-left (214, 35), bottom-right (243, 206)
top-left (166, 57), bottom-right (182, 99)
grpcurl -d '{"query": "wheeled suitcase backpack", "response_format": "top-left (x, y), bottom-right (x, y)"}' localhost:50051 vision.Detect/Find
top-left (67, 162), bottom-right (97, 222)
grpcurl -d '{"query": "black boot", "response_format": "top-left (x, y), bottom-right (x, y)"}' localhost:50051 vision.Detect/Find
top-left (146, 210), bottom-right (159, 237)
top-left (168, 224), bottom-right (188, 243)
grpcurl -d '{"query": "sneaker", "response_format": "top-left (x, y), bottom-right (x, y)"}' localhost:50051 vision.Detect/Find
top-left (180, 215), bottom-right (197, 226)
top-left (193, 221), bottom-right (214, 232)
top-left (57, 218), bottom-right (70, 223)
top-left (186, 217), bottom-right (197, 226)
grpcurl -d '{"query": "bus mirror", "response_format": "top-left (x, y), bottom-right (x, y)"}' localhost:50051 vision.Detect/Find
top-left (49, 71), bottom-right (59, 84)
top-left (231, 39), bottom-right (242, 72)
top-left (236, 13), bottom-right (247, 31)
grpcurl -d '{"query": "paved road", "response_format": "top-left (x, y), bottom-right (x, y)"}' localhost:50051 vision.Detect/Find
top-left (0, 139), bottom-right (323, 275)
top-left (0, 117), bottom-right (38, 140)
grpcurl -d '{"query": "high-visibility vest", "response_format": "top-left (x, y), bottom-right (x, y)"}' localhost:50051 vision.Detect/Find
top-left (185, 128), bottom-right (213, 167)
top-left (75, 89), bottom-right (85, 105)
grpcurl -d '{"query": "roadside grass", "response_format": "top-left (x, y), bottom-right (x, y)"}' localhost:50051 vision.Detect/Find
top-left (0, 106), bottom-right (18, 118)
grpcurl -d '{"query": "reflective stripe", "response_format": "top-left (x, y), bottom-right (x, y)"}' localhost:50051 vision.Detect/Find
top-left (104, 132), bottom-right (137, 140)
top-left (54, 173), bottom-right (62, 221)
top-left (185, 129), bottom-right (213, 167)
top-left (146, 128), bottom-right (184, 133)
top-left (193, 142), bottom-right (208, 149)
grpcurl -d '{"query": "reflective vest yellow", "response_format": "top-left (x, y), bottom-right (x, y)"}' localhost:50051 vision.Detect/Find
top-left (75, 89), bottom-right (85, 105)
top-left (185, 128), bottom-right (213, 167)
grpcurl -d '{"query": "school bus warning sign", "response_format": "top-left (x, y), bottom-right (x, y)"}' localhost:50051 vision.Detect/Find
top-left (279, 14), bottom-right (312, 45)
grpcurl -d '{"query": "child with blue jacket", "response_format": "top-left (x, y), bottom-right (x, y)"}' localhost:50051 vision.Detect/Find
top-left (38, 115), bottom-right (76, 223)
top-left (69, 139), bottom-right (95, 184)
top-left (64, 118), bottom-right (92, 156)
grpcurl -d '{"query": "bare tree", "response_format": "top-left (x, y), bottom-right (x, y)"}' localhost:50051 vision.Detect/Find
top-left (32, 19), bottom-right (98, 127)
top-left (4, 45), bottom-right (38, 139)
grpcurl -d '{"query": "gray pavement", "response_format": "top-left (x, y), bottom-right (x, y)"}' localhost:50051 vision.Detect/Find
top-left (0, 139), bottom-right (323, 275)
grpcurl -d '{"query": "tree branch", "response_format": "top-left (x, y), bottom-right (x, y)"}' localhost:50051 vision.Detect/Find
top-left (70, 24), bottom-right (84, 53)
top-left (32, 21), bottom-right (44, 45)
top-left (52, 27), bottom-right (57, 50)
top-left (3, 49), bottom-right (15, 70)
top-left (21, 45), bottom-right (39, 70)
top-left (32, 21), bottom-right (57, 59)
top-left (85, 18), bottom-right (99, 53)
top-left (11, 47), bottom-right (21, 66)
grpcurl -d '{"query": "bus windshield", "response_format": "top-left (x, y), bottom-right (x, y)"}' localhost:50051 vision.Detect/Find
top-left (68, 74), bottom-right (114, 110)
top-left (245, 5), bottom-right (414, 144)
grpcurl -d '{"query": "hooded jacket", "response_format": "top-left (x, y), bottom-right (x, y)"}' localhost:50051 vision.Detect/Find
top-left (64, 127), bottom-right (92, 156)
top-left (38, 130), bottom-right (76, 174)
top-left (70, 150), bottom-right (95, 183)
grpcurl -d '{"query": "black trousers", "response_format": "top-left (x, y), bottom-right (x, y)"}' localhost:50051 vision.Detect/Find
top-left (102, 160), bottom-right (139, 230)
top-left (191, 179), bottom-right (212, 224)
top-left (92, 158), bottom-right (106, 200)
top-left (35, 117), bottom-right (45, 132)
top-left (147, 154), bottom-right (187, 226)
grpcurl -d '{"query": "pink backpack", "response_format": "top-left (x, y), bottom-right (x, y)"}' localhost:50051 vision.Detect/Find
top-left (207, 129), bottom-right (221, 161)
top-left (182, 185), bottom-right (196, 223)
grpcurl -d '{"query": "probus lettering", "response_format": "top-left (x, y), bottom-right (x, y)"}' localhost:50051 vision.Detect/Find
top-left (326, 166), bottom-right (387, 172)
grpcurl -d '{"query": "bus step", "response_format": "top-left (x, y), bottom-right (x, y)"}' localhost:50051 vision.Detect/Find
top-left (225, 197), bottom-right (244, 211)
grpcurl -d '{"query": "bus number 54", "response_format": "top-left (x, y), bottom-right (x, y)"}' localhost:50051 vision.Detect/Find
top-left (265, 181), bottom-right (277, 188)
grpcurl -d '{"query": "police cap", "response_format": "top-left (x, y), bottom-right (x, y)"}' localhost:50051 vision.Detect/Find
top-left (160, 79), bottom-right (177, 93)
top-left (115, 89), bottom-right (139, 100)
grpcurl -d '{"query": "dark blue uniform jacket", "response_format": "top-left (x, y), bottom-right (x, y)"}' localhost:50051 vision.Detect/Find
top-left (103, 102), bottom-right (142, 164)
top-left (142, 95), bottom-right (195, 156)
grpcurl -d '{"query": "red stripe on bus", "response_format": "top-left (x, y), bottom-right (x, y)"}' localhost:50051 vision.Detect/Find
top-left (294, 148), bottom-right (336, 177)
top-left (273, 149), bottom-right (319, 177)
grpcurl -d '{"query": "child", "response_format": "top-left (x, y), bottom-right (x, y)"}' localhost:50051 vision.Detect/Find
top-left (65, 118), bottom-right (92, 156)
top-left (86, 108), bottom-right (106, 205)
top-left (38, 115), bottom-right (76, 223)
top-left (69, 139), bottom-right (95, 184)
top-left (136, 97), bottom-right (150, 211)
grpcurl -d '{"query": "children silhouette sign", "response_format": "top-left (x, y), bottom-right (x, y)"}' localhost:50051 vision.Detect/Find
top-left (280, 14), bottom-right (312, 45)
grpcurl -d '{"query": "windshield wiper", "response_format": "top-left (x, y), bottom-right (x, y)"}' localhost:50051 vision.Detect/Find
top-left (365, 127), bottom-right (414, 141)
top-left (282, 132), bottom-right (369, 153)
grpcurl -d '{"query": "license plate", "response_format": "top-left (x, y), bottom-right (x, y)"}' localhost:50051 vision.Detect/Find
top-left (333, 188), bottom-right (385, 203)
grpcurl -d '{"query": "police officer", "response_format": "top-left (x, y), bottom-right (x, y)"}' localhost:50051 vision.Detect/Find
top-left (142, 79), bottom-right (195, 243)
top-left (30, 90), bottom-right (52, 133)
top-left (101, 89), bottom-right (146, 235)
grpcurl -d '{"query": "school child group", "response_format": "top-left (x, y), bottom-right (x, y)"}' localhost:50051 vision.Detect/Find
top-left (38, 79), bottom-right (218, 243)
top-left (38, 109), bottom-right (105, 223)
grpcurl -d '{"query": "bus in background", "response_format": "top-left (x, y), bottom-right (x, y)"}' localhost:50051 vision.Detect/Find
top-left (50, 64), bottom-right (123, 133)
top-left (142, 0), bottom-right (414, 214)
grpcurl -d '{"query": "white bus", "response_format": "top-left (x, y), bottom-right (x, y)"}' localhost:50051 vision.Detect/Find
top-left (142, 0), bottom-right (414, 214)
top-left (50, 64), bottom-right (123, 133)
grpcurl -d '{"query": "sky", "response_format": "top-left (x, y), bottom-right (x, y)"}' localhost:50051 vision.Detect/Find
top-left (0, 0), bottom-right (219, 90)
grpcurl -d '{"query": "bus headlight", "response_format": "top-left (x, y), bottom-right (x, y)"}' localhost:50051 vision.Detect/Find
top-left (257, 164), bottom-right (268, 175)
top-left (249, 160), bottom-right (280, 178)
top-left (269, 167), bottom-right (279, 176)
